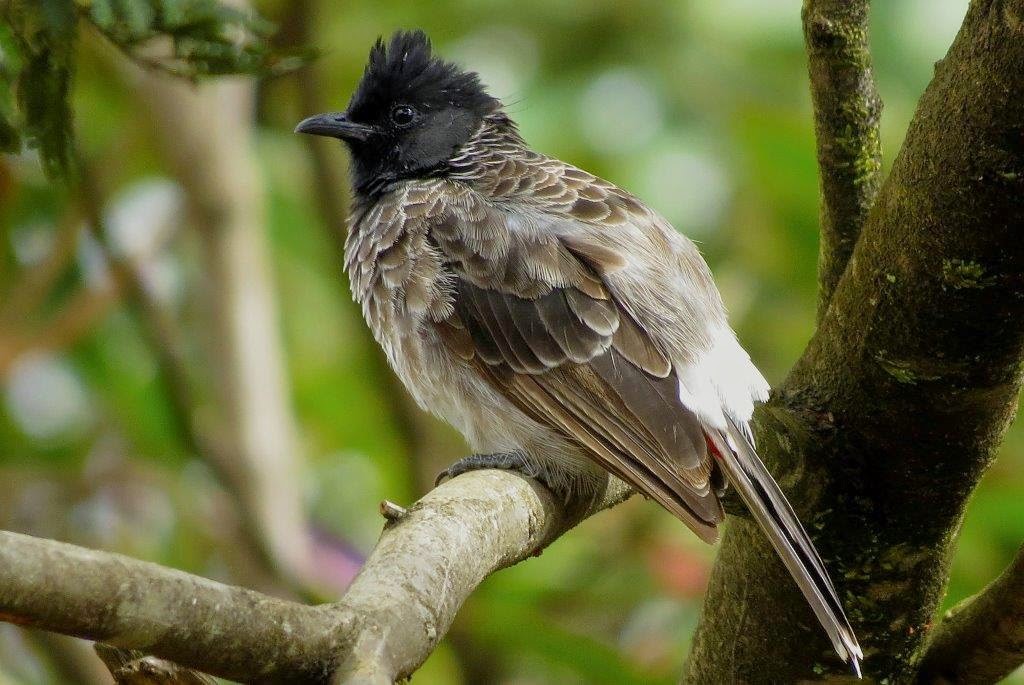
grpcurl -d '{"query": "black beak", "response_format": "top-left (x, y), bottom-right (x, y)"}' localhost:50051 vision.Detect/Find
top-left (294, 112), bottom-right (373, 141)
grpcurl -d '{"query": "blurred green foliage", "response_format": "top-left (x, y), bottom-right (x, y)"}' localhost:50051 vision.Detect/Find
top-left (0, 0), bottom-right (1021, 683)
top-left (0, 0), bottom-right (296, 177)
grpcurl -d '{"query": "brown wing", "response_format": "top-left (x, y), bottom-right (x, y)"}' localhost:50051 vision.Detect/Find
top-left (429, 188), bottom-right (725, 541)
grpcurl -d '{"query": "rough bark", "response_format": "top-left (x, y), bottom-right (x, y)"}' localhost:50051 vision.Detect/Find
top-left (916, 545), bottom-right (1024, 684)
top-left (802, 0), bottom-right (882, 320)
top-left (688, 1), bottom-right (1024, 681)
top-left (0, 471), bottom-right (631, 683)
top-left (0, 530), bottom-right (342, 683)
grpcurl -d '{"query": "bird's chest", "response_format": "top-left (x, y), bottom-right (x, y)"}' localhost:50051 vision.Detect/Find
top-left (344, 197), bottom-right (456, 398)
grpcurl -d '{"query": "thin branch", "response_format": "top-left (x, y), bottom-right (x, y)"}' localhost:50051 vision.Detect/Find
top-left (330, 472), bottom-right (631, 683)
top-left (916, 545), bottom-right (1024, 684)
top-left (0, 471), bottom-right (631, 683)
top-left (0, 285), bottom-right (118, 378)
top-left (95, 645), bottom-right (216, 685)
top-left (802, 0), bottom-right (882, 320)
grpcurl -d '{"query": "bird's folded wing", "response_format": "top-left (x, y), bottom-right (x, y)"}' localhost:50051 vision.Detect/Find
top-left (428, 187), bottom-right (725, 540)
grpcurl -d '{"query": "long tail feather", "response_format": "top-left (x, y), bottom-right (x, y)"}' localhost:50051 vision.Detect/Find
top-left (706, 417), bottom-right (863, 676)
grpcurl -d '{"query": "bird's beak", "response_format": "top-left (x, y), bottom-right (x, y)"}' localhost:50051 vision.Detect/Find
top-left (294, 112), bottom-right (373, 141)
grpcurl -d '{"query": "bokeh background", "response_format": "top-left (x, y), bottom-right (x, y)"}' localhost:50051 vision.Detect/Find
top-left (1, 0), bottom-right (1020, 683)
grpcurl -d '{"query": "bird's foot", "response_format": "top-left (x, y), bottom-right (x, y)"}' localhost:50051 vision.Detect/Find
top-left (434, 450), bottom-right (537, 487)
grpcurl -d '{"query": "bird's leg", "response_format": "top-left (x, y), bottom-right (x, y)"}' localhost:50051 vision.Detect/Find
top-left (434, 450), bottom-right (539, 487)
top-left (435, 452), bottom-right (604, 509)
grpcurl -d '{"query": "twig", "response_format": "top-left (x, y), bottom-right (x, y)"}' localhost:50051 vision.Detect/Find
top-left (95, 645), bottom-right (216, 685)
top-left (802, 0), bottom-right (882, 320)
top-left (378, 500), bottom-right (408, 522)
top-left (915, 545), bottom-right (1024, 684)
top-left (0, 470), bottom-right (632, 683)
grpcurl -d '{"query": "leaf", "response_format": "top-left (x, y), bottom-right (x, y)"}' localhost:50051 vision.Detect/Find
top-left (79, 0), bottom-right (293, 78)
top-left (0, 23), bottom-right (22, 153)
top-left (120, 0), bottom-right (156, 39)
top-left (17, 52), bottom-right (74, 176)
top-left (0, 112), bottom-right (20, 153)
top-left (2, 0), bottom-right (78, 177)
top-left (0, 0), bottom-right (300, 177)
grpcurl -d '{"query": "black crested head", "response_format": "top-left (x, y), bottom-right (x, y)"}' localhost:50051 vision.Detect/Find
top-left (295, 30), bottom-right (501, 196)
top-left (348, 30), bottom-right (497, 127)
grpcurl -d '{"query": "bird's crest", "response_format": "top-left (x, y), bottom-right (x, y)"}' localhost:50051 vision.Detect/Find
top-left (347, 30), bottom-right (497, 121)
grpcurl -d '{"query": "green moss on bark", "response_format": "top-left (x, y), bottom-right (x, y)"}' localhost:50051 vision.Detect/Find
top-left (802, 0), bottom-right (883, 321)
top-left (687, 0), bottom-right (1024, 681)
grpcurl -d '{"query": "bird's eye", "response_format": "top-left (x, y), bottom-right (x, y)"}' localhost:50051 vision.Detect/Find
top-left (390, 105), bottom-right (416, 126)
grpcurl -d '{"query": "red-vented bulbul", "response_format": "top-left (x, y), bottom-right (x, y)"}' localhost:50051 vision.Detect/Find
top-left (296, 29), bottom-right (862, 674)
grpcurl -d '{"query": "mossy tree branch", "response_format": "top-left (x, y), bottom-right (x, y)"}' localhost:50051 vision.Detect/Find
top-left (689, 0), bottom-right (1024, 681)
top-left (802, 0), bottom-right (882, 320)
top-left (916, 544), bottom-right (1024, 684)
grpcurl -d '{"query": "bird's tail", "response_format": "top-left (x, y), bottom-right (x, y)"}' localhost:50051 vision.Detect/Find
top-left (706, 417), bottom-right (863, 677)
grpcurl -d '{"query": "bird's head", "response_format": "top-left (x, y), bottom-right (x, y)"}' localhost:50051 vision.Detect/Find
top-left (296, 30), bottom-right (500, 194)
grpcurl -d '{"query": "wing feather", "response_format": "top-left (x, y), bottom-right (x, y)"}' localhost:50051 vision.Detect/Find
top-left (427, 187), bottom-right (725, 540)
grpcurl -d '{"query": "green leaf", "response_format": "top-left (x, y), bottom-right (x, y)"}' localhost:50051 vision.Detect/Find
top-left (120, 0), bottom-right (156, 39)
top-left (87, 0), bottom-right (117, 33)
top-left (80, 0), bottom-right (294, 78)
top-left (0, 21), bottom-right (21, 154)
top-left (0, 112), bottom-right (20, 153)
top-left (2, 0), bottom-right (78, 177)
top-left (17, 52), bottom-right (74, 177)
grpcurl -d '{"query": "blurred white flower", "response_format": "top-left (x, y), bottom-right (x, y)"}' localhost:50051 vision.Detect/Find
top-left (640, 141), bottom-right (731, 235)
top-left (77, 230), bottom-right (112, 291)
top-left (449, 26), bottom-right (539, 101)
top-left (579, 68), bottom-right (664, 155)
top-left (9, 219), bottom-right (56, 266)
top-left (4, 352), bottom-right (93, 440)
top-left (106, 178), bottom-right (184, 261)
top-left (77, 178), bottom-right (185, 303)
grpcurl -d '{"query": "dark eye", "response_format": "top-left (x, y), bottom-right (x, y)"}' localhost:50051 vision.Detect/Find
top-left (390, 105), bottom-right (416, 126)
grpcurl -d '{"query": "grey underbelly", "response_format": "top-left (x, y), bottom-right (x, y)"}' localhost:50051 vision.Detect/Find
top-left (374, 317), bottom-right (601, 490)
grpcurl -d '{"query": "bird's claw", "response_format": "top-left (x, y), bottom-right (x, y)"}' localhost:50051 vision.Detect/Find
top-left (434, 450), bottom-right (534, 487)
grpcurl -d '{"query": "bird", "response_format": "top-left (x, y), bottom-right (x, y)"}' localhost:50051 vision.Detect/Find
top-left (296, 29), bottom-right (863, 675)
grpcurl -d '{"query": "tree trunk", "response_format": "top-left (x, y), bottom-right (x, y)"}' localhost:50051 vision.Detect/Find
top-left (687, 1), bottom-right (1024, 680)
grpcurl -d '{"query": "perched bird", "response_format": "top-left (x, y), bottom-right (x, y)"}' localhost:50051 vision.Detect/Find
top-left (297, 29), bottom-right (862, 674)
